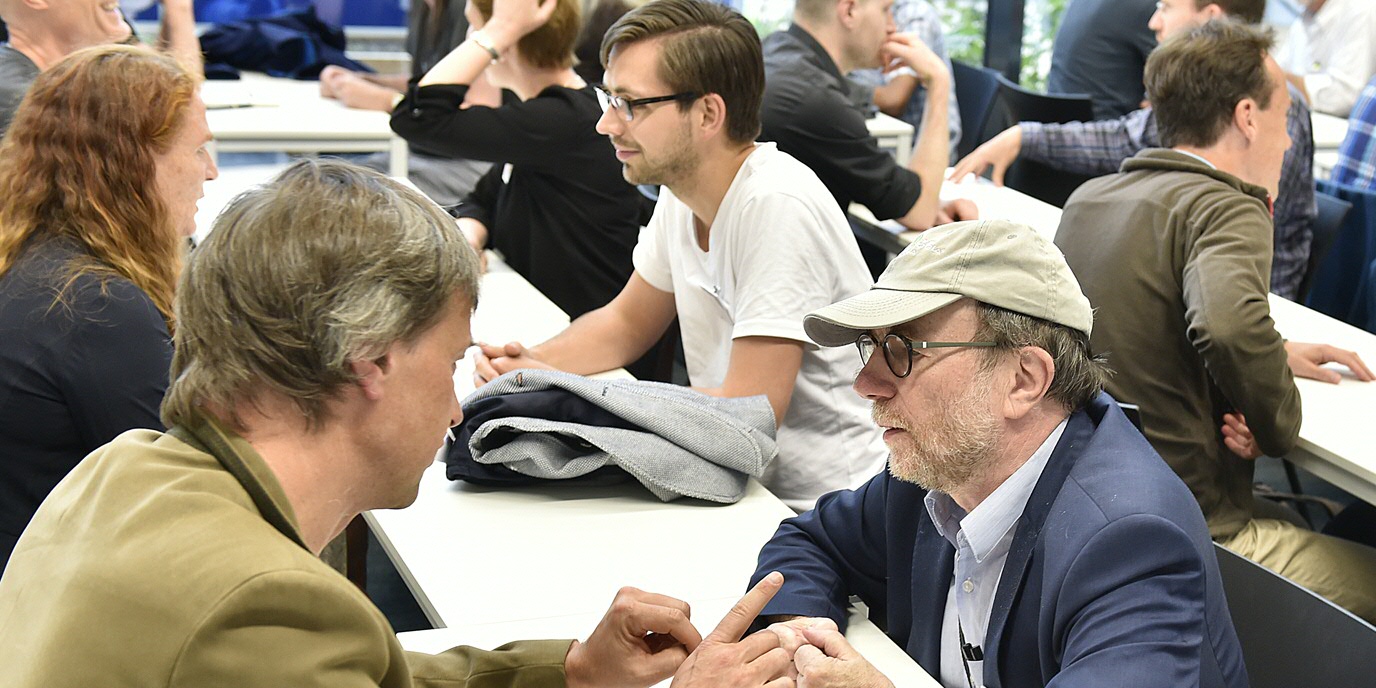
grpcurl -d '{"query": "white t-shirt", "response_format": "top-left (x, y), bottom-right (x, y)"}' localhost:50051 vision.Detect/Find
top-left (1275, 0), bottom-right (1376, 117)
top-left (632, 143), bottom-right (888, 511)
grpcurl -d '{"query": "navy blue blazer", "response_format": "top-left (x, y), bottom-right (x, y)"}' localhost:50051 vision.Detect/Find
top-left (751, 393), bottom-right (1247, 688)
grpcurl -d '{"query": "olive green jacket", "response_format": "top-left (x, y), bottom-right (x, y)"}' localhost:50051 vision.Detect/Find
top-left (1055, 149), bottom-right (1302, 539)
top-left (0, 413), bottom-right (571, 687)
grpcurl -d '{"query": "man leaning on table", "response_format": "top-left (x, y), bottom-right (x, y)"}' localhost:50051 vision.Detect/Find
top-left (0, 160), bottom-right (796, 687)
top-left (475, 0), bottom-right (888, 512)
top-left (0, 0), bottom-right (200, 137)
top-left (759, 0), bottom-right (974, 235)
top-left (1055, 20), bottom-right (1376, 623)
top-left (747, 219), bottom-right (1248, 688)
top-left (951, 0), bottom-right (1318, 301)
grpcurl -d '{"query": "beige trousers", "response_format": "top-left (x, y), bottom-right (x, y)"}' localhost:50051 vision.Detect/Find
top-left (1220, 517), bottom-right (1376, 624)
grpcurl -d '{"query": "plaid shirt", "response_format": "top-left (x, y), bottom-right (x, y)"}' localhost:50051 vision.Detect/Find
top-left (1330, 77), bottom-right (1376, 189)
top-left (1021, 91), bottom-right (1316, 299)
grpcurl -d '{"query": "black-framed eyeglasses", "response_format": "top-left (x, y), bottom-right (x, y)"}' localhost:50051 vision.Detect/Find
top-left (856, 333), bottom-right (997, 378)
top-left (594, 84), bottom-right (699, 122)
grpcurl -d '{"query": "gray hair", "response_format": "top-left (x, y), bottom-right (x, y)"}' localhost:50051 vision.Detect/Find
top-left (974, 303), bottom-right (1111, 412)
top-left (161, 159), bottom-right (480, 430)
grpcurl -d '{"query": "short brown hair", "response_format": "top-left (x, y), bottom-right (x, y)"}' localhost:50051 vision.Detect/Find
top-left (601, 0), bottom-right (763, 143)
top-left (471, 0), bottom-right (581, 69)
top-left (1200, 0), bottom-right (1265, 25)
top-left (974, 304), bottom-right (1112, 413)
top-left (1146, 19), bottom-right (1275, 149)
top-left (161, 160), bottom-right (481, 431)
top-left (0, 44), bottom-right (197, 331)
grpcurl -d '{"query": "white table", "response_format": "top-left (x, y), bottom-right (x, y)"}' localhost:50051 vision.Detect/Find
top-left (366, 259), bottom-right (940, 686)
top-left (201, 74), bottom-right (408, 177)
top-left (867, 112), bottom-right (914, 166)
top-left (1312, 111), bottom-right (1350, 151)
top-left (1267, 295), bottom-right (1376, 506)
top-left (851, 178), bottom-right (1376, 505)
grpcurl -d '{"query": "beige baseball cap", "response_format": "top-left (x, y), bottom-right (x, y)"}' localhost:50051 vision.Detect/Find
top-left (804, 220), bottom-right (1093, 346)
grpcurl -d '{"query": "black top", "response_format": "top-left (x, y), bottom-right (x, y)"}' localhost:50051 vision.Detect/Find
top-left (391, 83), bottom-right (650, 319)
top-left (0, 44), bottom-right (40, 138)
top-left (0, 239), bottom-right (172, 570)
top-left (760, 25), bottom-right (920, 221)
top-left (1046, 0), bottom-right (1157, 121)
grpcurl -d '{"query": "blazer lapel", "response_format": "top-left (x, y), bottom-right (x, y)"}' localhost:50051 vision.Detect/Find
top-left (910, 509), bottom-right (956, 676)
top-left (982, 408), bottom-right (1093, 688)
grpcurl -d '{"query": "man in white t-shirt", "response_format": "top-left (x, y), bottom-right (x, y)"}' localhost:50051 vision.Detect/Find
top-left (1275, 0), bottom-right (1376, 117)
top-left (475, 0), bottom-right (887, 511)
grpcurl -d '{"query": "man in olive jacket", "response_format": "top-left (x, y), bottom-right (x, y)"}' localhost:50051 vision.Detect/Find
top-left (0, 160), bottom-right (792, 687)
top-left (1056, 20), bottom-right (1376, 623)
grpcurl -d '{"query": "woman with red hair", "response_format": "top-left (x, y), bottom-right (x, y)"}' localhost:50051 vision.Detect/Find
top-left (0, 44), bottom-right (217, 571)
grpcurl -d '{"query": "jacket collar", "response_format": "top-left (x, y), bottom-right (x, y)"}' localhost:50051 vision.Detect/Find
top-left (785, 24), bottom-right (845, 83)
top-left (979, 393), bottom-right (1116, 688)
top-left (1120, 148), bottom-right (1271, 205)
top-left (168, 413), bottom-right (308, 552)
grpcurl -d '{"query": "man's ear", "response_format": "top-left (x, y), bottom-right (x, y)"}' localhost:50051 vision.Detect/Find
top-left (349, 355), bottom-right (389, 401)
top-left (1234, 97), bottom-right (1260, 144)
top-left (696, 93), bottom-right (728, 139)
top-left (1202, 3), bottom-right (1226, 20)
top-left (1002, 347), bottom-right (1055, 421)
top-left (837, 0), bottom-right (860, 28)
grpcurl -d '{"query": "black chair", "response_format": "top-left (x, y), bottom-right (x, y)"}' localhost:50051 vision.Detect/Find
top-left (1297, 190), bottom-right (1353, 302)
top-left (1214, 543), bottom-right (1376, 688)
top-left (994, 74), bottom-right (1096, 207)
top-left (951, 60), bottom-right (1003, 159)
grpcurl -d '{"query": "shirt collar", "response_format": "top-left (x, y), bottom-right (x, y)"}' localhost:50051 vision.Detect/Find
top-left (1171, 148), bottom-right (1218, 170)
top-left (785, 24), bottom-right (844, 83)
top-left (924, 419), bottom-right (1069, 562)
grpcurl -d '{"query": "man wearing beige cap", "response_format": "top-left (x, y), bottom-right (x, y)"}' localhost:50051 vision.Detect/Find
top-left (747, 220), bottom-right (1247, 688)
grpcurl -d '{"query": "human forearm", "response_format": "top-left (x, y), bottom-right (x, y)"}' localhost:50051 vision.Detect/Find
top-left (531, 305), bottom-right (664, 375)
top-left (872, 75), bottom-right (918, 118)
top-left (897, 74), bottom-right (950, 230)
top-left (526, 273), bottom-right (676, 375)
top-left (158, 0), bottom-right (202, 74)
top-left (363, 73), bottom-right (409, 92)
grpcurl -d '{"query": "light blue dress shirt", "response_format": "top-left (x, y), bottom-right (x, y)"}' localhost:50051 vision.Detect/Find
top-left (926, 419), bottom-right (1068, 688)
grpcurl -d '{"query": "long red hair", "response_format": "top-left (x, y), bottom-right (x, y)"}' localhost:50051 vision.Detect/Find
top-left (0, 44), bottom-right (198, 331)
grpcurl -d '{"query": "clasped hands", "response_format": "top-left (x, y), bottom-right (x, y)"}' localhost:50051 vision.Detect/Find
top-left (564, 572), bottom-right (892, 688)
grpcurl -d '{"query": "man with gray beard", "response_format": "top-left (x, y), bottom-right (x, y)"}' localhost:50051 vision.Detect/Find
top-left (746, 219), bottom-right (1248, 688)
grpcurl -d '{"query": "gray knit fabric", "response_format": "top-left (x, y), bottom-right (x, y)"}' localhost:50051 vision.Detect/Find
top-left (464, 370), bottom-right (779, 503)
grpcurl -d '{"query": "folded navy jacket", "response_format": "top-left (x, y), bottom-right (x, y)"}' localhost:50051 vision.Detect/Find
top-left (199, 7), bottom-right (372, 80)
top-left (447, 370), bottom-right (778, 503)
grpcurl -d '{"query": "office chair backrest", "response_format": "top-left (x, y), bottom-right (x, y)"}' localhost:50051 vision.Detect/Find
top-left (1309, 179), bottom-right (1376, 331)
top-left (992, 75), bottom-right (1095, 207)
top-left (952, 60), bottom-right (1003, 159)
top-left (1213, 542), bottom-right (1376, 688)
top-left (1298, 190), bottom-right (1353, 301)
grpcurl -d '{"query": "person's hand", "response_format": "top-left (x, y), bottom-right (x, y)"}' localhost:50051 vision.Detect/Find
top-left (331, 72), bottom-right (400, 112)
top-left (671, 571), bottom-right (794, 687)
top-left (949, 125), bottom-right (1022, 185)
top-left (319, 65), bottom-right (349, 98)
top-left (793, 627), bottom-right (893, 688)
top-left (472, 341), bottom-right (556, 387)
top-left (880, 33), bottom-right (947, 85)
top-left (1222, 412), bottom-right (1261, 460)
top-left (485, 0), bottom-right (560, 47)
top-left (934, 198), bottom-right (979, 225)
top-left (564, 587), bottom-right (702, 688)
top-left (1284, 341), bottom-right (1375, 384)
top-left (765, 617), bottom-right (839, 679)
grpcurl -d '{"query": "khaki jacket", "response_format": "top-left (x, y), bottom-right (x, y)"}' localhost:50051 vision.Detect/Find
top-left (0, 413), bottom-right (571, 687)
top-left (1055, 149), bottom-right (1302, 538)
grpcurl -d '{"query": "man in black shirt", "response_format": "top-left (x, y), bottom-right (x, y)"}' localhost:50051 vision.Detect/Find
top-left (760, 0), bottom-right (969, 233)
top-left (1046, 0), bottom-right (1157, 120)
